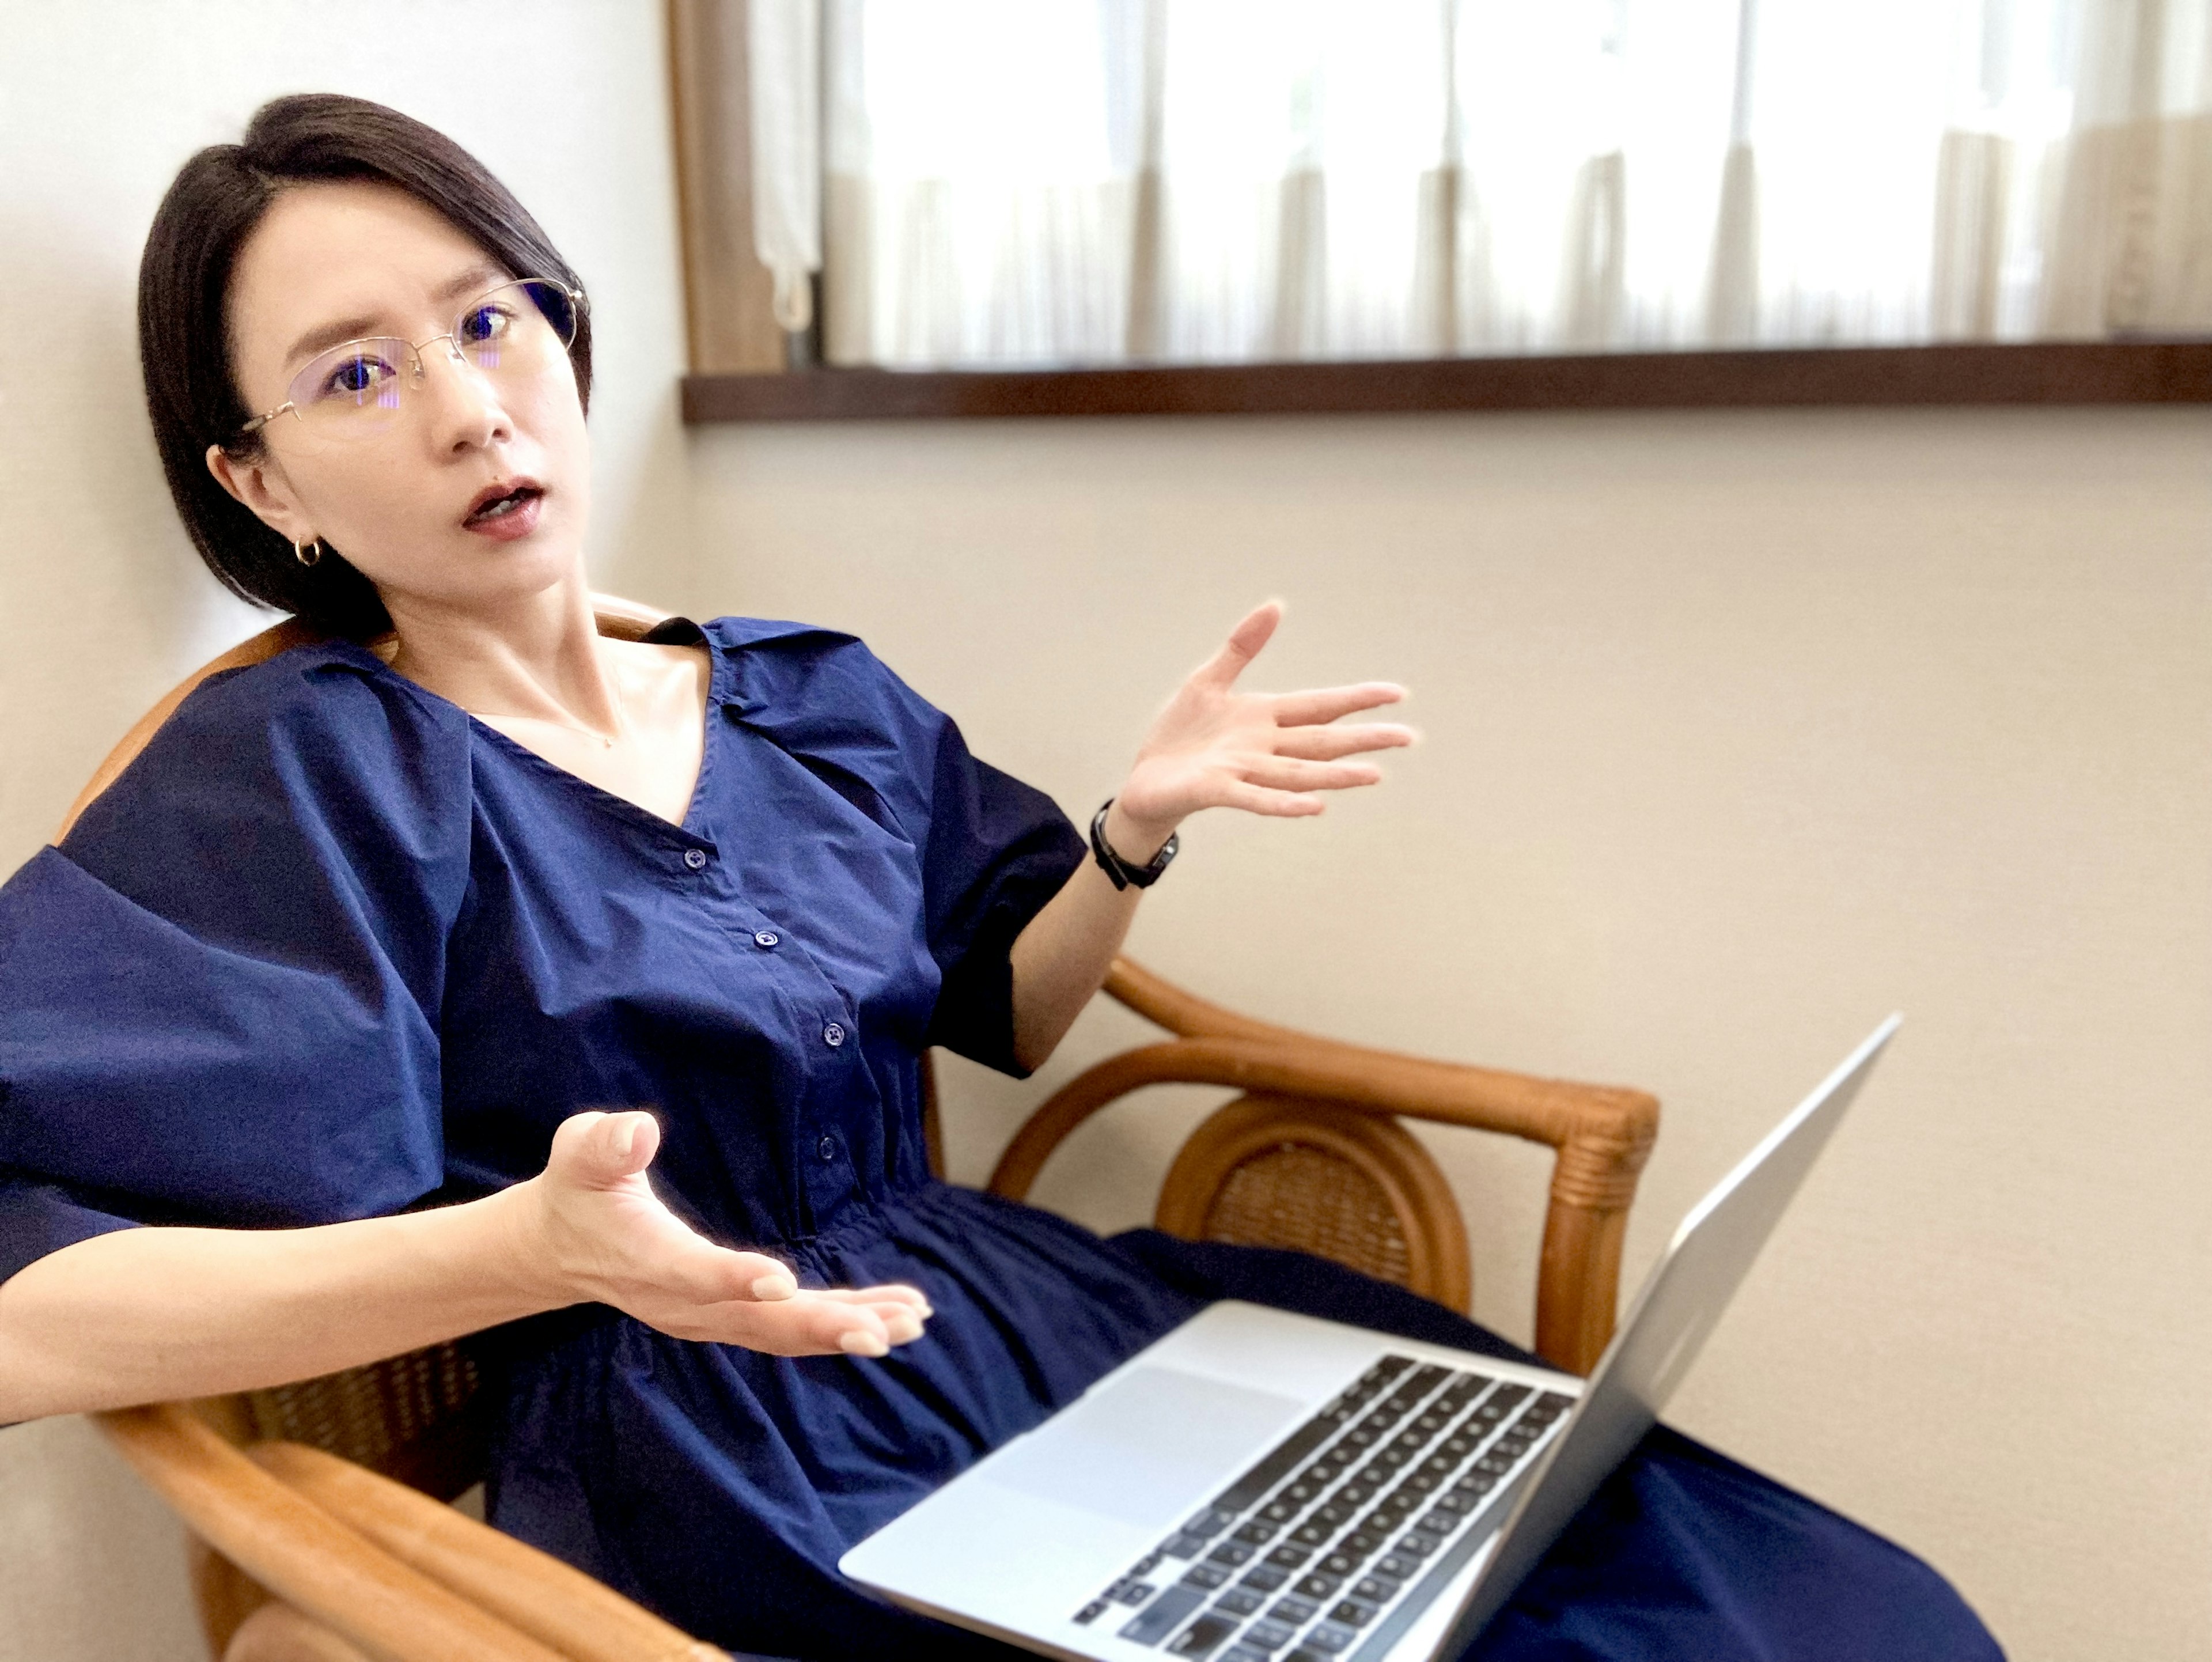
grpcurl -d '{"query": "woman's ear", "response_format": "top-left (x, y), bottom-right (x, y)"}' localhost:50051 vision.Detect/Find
top-left (206, 443), bottom-right (315, 545)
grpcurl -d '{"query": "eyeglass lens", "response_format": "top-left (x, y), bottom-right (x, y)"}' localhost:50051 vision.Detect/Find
top-left (282, 279), bottom-right (578, 434)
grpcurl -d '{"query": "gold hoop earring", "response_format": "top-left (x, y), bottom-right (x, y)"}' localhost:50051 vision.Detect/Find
top-left (293, 537), bottom-right (323, 568)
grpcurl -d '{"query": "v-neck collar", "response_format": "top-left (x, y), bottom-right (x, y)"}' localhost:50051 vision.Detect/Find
top-left (327, 622), bottom-right (724, 844)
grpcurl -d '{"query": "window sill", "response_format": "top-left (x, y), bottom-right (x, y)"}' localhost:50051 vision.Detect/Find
top-left (681, 340), bottom-right (2212, 425)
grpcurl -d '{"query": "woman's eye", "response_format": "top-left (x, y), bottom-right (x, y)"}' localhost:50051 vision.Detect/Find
top-left (317, 354), bottom-right (397, 400)
top-left (460, 304), bottom-right (516, 346)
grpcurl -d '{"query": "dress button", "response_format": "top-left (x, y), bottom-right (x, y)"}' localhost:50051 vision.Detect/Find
top-left (817, 1135), bottom-right (838, 1163)
top-left (754, 930), bottom-right (780, 948)
top-left (823, 1021), bottom-right (847, 1047)
top-left (681, 848), bottom-right (707, 870)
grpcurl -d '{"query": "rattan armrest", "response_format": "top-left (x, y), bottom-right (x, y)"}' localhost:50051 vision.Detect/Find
top-left (93, 1405), bottom-right (566, 1662)
top-left (988, 958), bottom-right (1659, 1372)
top-left (249, 1442), bottom-right (722, 1662)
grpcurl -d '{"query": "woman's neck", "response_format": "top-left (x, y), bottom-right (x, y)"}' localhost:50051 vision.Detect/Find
top-left (382, 576), bottom-right (625, 743)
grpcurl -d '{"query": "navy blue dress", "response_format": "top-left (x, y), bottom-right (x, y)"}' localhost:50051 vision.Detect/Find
top-left (0, 618), bottom-right (1999, 1661)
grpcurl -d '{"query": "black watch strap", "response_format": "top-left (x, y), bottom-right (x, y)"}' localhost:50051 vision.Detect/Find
top-left (1090, 800), bottom-right (1179, 891)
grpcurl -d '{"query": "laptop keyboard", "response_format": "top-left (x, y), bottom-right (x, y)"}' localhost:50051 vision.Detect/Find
top-left (1070, 1355), bottom-right (1573, 1662)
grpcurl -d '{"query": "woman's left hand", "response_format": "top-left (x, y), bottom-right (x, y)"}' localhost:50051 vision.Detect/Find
top-left (1108, 601), bottom-right (1413, 855)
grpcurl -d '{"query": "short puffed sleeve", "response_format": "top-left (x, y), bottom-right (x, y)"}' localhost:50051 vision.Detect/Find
top-left (0, 645), bottom-right (472, 1284)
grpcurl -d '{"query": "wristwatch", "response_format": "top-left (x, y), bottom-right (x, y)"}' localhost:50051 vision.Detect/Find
top-left (1090, 799), bottom-right (1179, 891)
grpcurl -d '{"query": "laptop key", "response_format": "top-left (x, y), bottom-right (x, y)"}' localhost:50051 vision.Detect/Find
top-left (1214, 1587), bottom-right (1266, 1617)
top-left (1119, 1584), bottom-right (1205, 1645)
top-left (1329, 1599), bottom-right (1378, 1628)
top-left (1376, 1553), bottom-right (1419, 1579)
top-left (1116, 1582), bottom-right (1158, 1606)
top-left (1233, 1521), bottom-right (1278, 1546)
top-left (1182, 1563), bottom-right (1230, 1591)
top-left (1164, 1534), bottom-right (1209, 1558)
top-left (1213, 1415), bottom-right (1339, 1512)
top-left (1301, 1622), bottom-right (1359, 1653)
top-left (1222, 1649), bottom-right (1274, 1662)
top-left (1352, 1575), bottom-right (1399, 1603)
top-left (1263, 1544), bottom-right (1310, 1570)
top-left (1393, 1531), bottom-right (1437, 1558)
top-left (1207, 1542), bottom-right (1253, 1568)
top-left (1165, 1613), bottom-right (1241, 1657)
top-left (1241, 1619), bottom-right (1297, 1652)
top-left (1318, 1551), bottom-right (1359, 1578)
top-left (1294, 1573), bottom-right (1341, 1600)
top-left (1185, 1509), bottom-right (1239, 1538)
top-left (1074, 1600), bottom-right (1109, 1625)
top-left (1238, 1565), bottom-right (1288, 1593)
top-left (1289, 1521), bottom-right (1332, 1547)
top-left (1267, 1595), bottom-right (1318, 1625)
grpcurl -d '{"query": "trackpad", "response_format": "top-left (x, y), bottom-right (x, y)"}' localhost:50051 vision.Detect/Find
top-left (983, 1366), bottom-right (1306, 1527)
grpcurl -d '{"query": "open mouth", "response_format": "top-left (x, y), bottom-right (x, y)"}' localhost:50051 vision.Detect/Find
top-left (464, 482), bottom-right (543, 527)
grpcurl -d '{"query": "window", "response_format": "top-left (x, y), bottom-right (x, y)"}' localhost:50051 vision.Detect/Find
top-left (669, 0), bottom-right (2212, 413)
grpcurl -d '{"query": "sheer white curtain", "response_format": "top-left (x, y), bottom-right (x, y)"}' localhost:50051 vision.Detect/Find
top-left (785, 0), bottom-right (2212, 368)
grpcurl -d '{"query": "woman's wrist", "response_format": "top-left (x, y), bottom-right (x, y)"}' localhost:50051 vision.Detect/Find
top-left (477, 1176), bottom-right (578, 1313)
top-left (1102, 797), bottom-right (1178, 867)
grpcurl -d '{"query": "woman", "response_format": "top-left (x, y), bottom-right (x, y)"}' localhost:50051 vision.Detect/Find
top-left (0, 96), bottom-right (1995, 1662)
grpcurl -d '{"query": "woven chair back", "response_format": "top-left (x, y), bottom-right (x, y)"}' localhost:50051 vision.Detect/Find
top-left (1153, 1095), bottom-right (1474, 1311)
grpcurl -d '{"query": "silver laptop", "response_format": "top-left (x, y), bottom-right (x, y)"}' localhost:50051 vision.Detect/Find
top-left (843, 1017), bottom-right (1900, 1662)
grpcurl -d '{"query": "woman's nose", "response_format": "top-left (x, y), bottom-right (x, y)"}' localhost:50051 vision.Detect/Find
top-left (415, 339), bottom-right (513, 450)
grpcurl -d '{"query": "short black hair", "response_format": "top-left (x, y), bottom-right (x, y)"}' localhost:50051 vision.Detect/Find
top-left (138, 93), bottom-right (592, 638)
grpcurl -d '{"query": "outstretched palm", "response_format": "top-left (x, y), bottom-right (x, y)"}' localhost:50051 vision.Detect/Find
top-left (1113, 601), bottom-right (1413, 847)
top-left (529, 1110), bottom-right (931, 1357)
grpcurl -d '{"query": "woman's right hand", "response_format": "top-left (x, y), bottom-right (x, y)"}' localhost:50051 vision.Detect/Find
top-left (511, 1110), bottom-right (931, 1358)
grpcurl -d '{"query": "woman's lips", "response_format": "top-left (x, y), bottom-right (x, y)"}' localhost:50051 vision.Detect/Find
top-left (463, 487), bottom-right (543, 542)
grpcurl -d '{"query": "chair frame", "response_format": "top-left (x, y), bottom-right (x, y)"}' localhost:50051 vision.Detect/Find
top-left (50, 599), bottom-right (1657, 1661)
top-left (990, 958), bottom-right (1658, 1374)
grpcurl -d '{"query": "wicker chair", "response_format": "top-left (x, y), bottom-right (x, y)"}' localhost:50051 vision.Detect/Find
top-left (57, 600), bottom-right (1659, 1662)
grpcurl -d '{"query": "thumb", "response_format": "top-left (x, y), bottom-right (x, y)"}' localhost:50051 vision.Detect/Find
top-left (551, 1109), bottom-right (661, 1186)
top-left (1198, 599), bottom-right (1283, 688)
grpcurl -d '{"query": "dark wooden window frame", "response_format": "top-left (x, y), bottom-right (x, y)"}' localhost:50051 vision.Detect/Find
top-left (666, 4), bottom-right (2212, 425)
top-left (680, 342), bottom-right (2212, 424)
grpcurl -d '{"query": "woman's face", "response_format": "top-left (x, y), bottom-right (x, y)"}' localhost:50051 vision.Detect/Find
top-left (209, 180), bottom-right (590, 620)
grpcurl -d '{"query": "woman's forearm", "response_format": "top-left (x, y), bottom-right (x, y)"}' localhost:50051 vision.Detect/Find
top-left (1008, 803), bottom-right (1164, 1072)
top-left (0, 1183), bottom-right (552, 1423)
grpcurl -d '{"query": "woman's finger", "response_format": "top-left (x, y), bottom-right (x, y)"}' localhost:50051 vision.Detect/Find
top-left (660, 1235), bottom-right (800, 1305)
top-left (755, 1292), bottom-right (899, 1357)
top-left (549, 1108), bottom-right (662, 1184)
top-left (1272, 723), bottom-right (1418, 762)
top-left (1239, 756), bottom-right (1383, 793)
top-left (1270, 682), bottom-right (1407, 727)
top-left (1194, 600), bottom-right (1284, 690)
top-left (1218, 781), bottom-right (1327, 817)
top-left (809, 1283), bottom-right (934, 1313)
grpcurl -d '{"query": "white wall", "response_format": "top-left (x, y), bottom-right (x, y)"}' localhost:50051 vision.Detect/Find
top-left (0, 4), bottom-right (688, 1657)
top-left (3, 5), bottom-right (2207, 1661)
top-left (682, 404), bottom-right (2212, 1662)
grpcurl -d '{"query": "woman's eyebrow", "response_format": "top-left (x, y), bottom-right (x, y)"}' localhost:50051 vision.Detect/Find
top-left (279, 261), bottom-right (513, 367)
